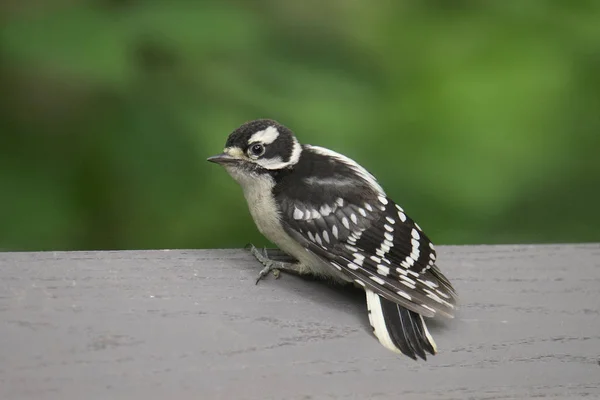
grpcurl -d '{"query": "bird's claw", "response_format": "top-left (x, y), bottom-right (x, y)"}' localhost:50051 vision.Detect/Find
top-left (247, 244), bottom-right (281, 284)
top-left (255, 264), bottom-right (281, 285)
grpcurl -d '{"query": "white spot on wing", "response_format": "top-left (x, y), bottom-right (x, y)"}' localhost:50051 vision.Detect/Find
top-left (411, 229), bottom-right (420, 240)
top-left (397, 290), bottom-right (412, 301)
top-left (365, 203), bottom-right (373, 212)
top-left (350, 213), bottom-right (358, 225)
top-left (314, 232), bottom-right (323, 246)
top-left (331, 225), bottom-right (339, 239)
top-left (320, 204), bottom-right (332, 216)
top-left (293, 207), bottom-right (304, 220)
top-left (354, 279), bottom-right (365, 287)
top-left (347, 262), bottom-right (360, 270)
top-left (384, 224), bottom-right (394, 232)
top-left (398, 211), bottom-right (407, 222)
top-left (322, 230), bottom-right (330, 244)
top-left (377, 265), bottom-right (390, 276)
top-left (358, 207), bottom-right (367, 217)
top-left (369, 275), bottom-right (386, 285)
top-left (342, 217), bottom-right (350, 229)
top-left (378, 196), bottom-right (388, 205)
top-left (385, 216), bottom-right (395, 224)
top-left (336, 197), bottom-right (344, 207)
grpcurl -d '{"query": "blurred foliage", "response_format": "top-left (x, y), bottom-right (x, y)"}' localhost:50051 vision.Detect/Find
top-left (0, 0), bottom-right (599, 251)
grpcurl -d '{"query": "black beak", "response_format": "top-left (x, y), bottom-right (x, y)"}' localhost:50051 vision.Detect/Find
top-left (207, 153), bottom-right (238, 165)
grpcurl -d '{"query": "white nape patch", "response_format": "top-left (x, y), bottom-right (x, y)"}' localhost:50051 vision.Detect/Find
top-left (369, 275), bottom-right (386, 285)
top-left (307, 145), bottom-right (386, 196)
top-left (397, 290), bottom-right (412, 301)
top-left (256, 156), bottom-right (290, 170)
top-left (350, 213), bottom-right (358, 225)
top-left (384, 224), bottom-right (394, 232)
top-left (358, 207), bottom-right (367, 217)
top-left (355, 279), bottom-right (365, 287)
top-left (377, 265), bottom-right (390, 276)
top-left (378, 196), bottom-right (388, 205)
top-left (395, 204), bottom-right (404, 212)
top-left (342, 217), bottom-right (350, 230)
top-left (322, 230), bottom-right (330, 244)
top-left (288, 137), bottom-right (302, 165)
top-left (398, 211), bottom-right (407, 222)
top-left (336, 197), bottom-right (344, 207)
top-left (366, 290), bottom-right (402, 354)
top-left (347, 262), bottom-right (360, 270)
top-left (411, 229), bottom-right (420, 240)
top-left (319, 204), bottom-right (332, 216)
top-left (331, 224), bottom-right (339, 239)
top-left (385, 216), bottom-right (395, 225)
top-left (293, 207), bottom-right (304, 220)
top-left (249, 126), bottom-right (280, 145)
top-left (365, 203), bottom-right (373, 212)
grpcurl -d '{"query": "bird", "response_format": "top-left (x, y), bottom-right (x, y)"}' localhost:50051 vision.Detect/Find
top-left (207, 119), bottom-right (457, 360)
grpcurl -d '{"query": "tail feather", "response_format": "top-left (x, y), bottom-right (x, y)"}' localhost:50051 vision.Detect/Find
top-left (366, 289), bottom-right (437, 360)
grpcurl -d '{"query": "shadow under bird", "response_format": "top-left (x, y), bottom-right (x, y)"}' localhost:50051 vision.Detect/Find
top-left (208, 119), bottom-right (458, 360)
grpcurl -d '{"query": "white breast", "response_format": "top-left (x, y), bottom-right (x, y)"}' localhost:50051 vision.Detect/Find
top-left (223, 165), bottom-right (349, 282)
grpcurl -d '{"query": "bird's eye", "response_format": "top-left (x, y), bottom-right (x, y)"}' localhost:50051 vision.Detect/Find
top-left (249, 143), bottom-right (265, 157)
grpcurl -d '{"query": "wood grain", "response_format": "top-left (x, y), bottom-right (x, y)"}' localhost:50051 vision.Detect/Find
top-left (1, 245), bottom-right (599, 399)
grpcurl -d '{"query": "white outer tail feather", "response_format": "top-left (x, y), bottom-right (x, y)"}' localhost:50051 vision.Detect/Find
top-left (366, 289), bottom-right (438, 355)
top-left (366, 289), bottom-right (402, 354)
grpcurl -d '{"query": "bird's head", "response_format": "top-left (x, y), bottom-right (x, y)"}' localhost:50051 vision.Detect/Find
top-left (207, 119), bottom-right (302, 181)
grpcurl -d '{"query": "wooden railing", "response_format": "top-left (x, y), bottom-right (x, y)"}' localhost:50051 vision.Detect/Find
top-left (1, 245), bottom-right (599, 399)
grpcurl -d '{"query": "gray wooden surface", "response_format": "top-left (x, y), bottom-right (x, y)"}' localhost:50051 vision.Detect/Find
top-left (1, 245), bottom-right (599, 400)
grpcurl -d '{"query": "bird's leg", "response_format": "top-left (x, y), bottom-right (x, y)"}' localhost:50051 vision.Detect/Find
top-left (246, 244), bottom-right (308, 284)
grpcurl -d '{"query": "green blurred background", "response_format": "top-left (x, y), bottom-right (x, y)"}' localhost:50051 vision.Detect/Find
top-left (1, 1), bottom-right (599, 252)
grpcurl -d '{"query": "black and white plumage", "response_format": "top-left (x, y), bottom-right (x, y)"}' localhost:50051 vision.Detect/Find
top-left (208, 119), bottom-right (458, 360)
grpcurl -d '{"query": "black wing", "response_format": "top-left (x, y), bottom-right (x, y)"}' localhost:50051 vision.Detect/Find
top-left (277, 190), bottom-right (457, 319)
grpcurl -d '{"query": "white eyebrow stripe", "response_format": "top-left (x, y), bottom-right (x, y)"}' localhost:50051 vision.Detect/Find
top-left (249, 126), bottom-right (280, 145)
